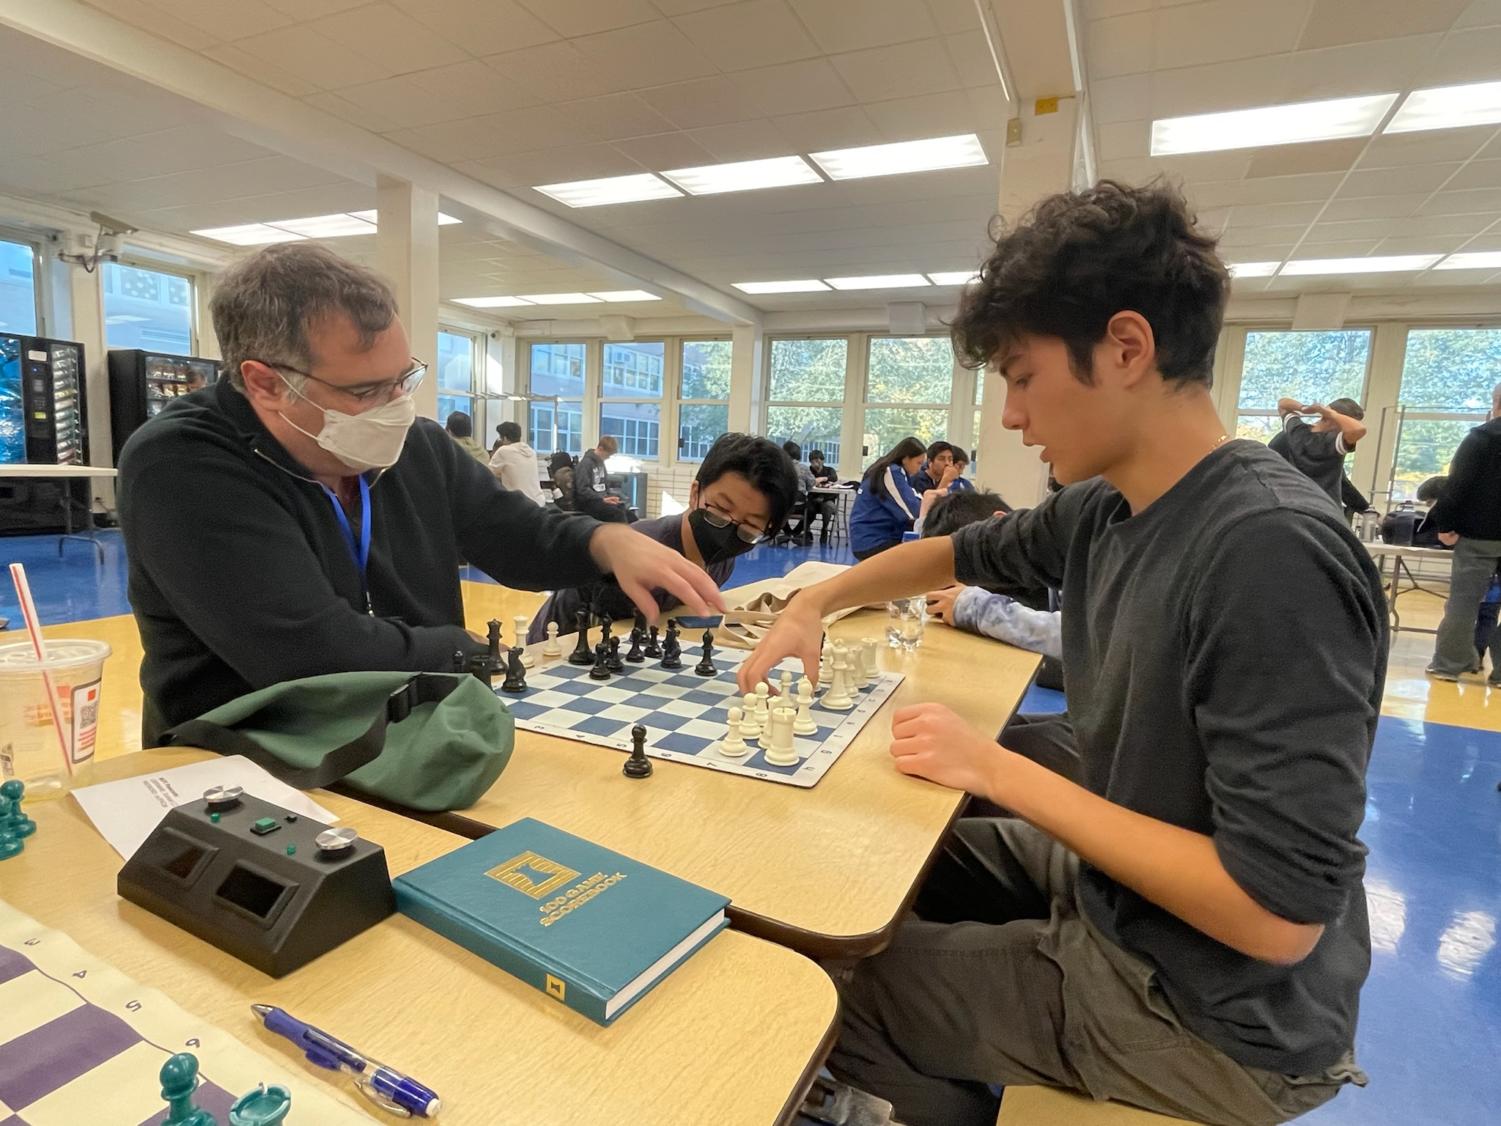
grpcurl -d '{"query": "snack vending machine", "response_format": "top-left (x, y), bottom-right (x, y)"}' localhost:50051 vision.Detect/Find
top-left (107, 349), bottom-right (218, 460)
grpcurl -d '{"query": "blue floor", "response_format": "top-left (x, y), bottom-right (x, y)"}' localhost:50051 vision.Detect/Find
top-left (4, 528), bottom-right (1499, 1122)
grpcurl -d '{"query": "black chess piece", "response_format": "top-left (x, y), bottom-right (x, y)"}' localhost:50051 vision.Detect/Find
top-left (633, 610), bottom-right (647, 635)
top-left (486, 618), bottom-right (502, 663)
top-left (600, 614), bottom-right (614, 646)
top-left (606, 635), bottom-right (625, 673)
top-left (623, 723), bottom-right (653, 779)
top-left (589, 641), bottom-right (613, 680)
top-left (468, 652), bottom-right (496, 688)
top-left (568, 610), bottom-right (593, 665)
top-left (660, 624), bottom-right (683, 670)
top-left (625, 627), bottom-right (645, 663)
top-left (452, 649), bottom-right (467, 673)
top-left (644, 624), bottom-right (662, 658)
top-left (694, 628), bottom-right (716, 676)
top-left (501, 647), bottom-right (528, 693)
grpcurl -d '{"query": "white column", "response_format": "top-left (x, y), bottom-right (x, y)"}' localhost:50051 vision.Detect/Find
top-left (974, 368), bottom-right (1048, 505)
top-left (194, 270), bottom-right (221, 361)
top-left (375, 175), bottom-right (440, 420)
top-left (1354, 322), bottom-right (1410, 505)
top-left (60, 254), bottom-right (114, 511)
top-left (728, 323), bottom-right (763, 433)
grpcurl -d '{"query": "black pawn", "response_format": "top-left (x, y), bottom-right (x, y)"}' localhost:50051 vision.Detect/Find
top-left (501, 647), bottom-right (528, 693)
top-left (660, 627), bottom-right (683, 670)
top-left (606, 635), bottom-right (625, 672)
top-left (590, 641), bottom-right (613, 680)
top-left (625, 627), bottom-right (645, 663)
top-left (623, 723), bottom-right (653, 779)
top-left (644, 624), bottom-right (662, 658)
top-left (694, 628), bottom-right (716, 677)
top-left (600, 614), bottom-right (614, 646)
top-left (568, 609), bottom-right (593, 665)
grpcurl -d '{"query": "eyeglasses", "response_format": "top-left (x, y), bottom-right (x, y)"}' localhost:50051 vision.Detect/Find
top-left (699, 500), bottom-right (767, 544)
top-left (267, 358), bottom-right (427, 404)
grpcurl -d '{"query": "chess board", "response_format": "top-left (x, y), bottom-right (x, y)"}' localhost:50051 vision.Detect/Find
top-left (0, 901), bottom-right (371, 1126)
top-left (501, 640), bottom-right (902, 788)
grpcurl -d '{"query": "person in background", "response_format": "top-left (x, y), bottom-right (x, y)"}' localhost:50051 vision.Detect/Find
top-left (444, 411), bottom-right (487, 463)
top-left (487, 420), bottom-right (545, 507)
top-left (1269, 396), bottom-right (1367, 507)
top-left (848, 436), bottom-right (926, 561)
top-left (948, 448), bottom-right (977, 491)
top-left (529, 434), bottom-right (797, 642)
top-left (808, 449), bottom-right (839, 486)
top-left (1425, 382), bottom-right (1501, 685)
top-left (777, 439), bottom-right (817, 545)
top-left (910, 440), bottom-right (957, 493)
top-left (547, 450), bottom-right (577, 512)
top-left (574, 434), bottom-right (627, 523)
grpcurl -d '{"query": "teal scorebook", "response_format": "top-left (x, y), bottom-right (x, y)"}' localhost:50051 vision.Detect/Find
top-left (393, 818), bottom-right (729, 1025)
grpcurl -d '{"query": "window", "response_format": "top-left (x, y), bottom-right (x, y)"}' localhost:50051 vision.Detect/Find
top-left (1234, 329), bottom-right (1372, 442)
top-left (970, 375), bottom-right (983, 475)
top-left (766, 338), bottom-right (847, 468)
top-left (599, 342), bottom-right (664, 459)
top-left (435, 328), bottom-right (479, 427)
top-left (862, 335), bottom-right (954, 468)
top-left (0, 238), bottom-right (39, 335)
top-left (1389, 327), bottom-right (1501, 500)
top-left (528, 342), bottom-right (586, 456)
top-left (102, 262), bottom-right (193, 354)
top-left (677, 339), bottom-right (731, 461)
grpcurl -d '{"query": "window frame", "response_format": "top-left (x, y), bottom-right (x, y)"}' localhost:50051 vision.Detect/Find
top-left (435, 324), bottom-right (483, 428)
top-left (762, 334), bottom-right (852, 472)
top-left (861, 332), bottom-right (959, 469)
top-left (598, 340), bottom-right (667, 462)
top-left (522, 340), bottom-right (588, 457)
top-left (0, 226), bottom-right (46, 337)
top-left (1232, 325), bottom-right (1377, 441)
top-left (103, 257), bottom-right (199, 356)
top-left (675, 336), bottom-right (732, 463)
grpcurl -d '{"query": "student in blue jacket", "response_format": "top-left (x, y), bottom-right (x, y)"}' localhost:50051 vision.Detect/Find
top-left (849, 436), bottom-right (926, 559)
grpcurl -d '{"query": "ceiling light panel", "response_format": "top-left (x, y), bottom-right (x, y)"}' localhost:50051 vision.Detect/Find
top-left (347, 210), bottom-right (463, 225)
top-left (1227, 261), bottom-right (1281, 278)
top-left (926, 271), bottom-right (980, 285)
top-left (824, 274), bottom-right (931, 290)
top-left (268, 213), bottom-right (377, 238)
top-left (1279, 254), bottom-right (1441, 276)
top-left (453, 296), bottom-right (536, 308)
top-left (588, 290), bottom-right (662, 302)
top-left (515, 293), bottom-right (602, 304)
top-left (810, 134), bottom-right (988, 181)
top-left (1386, 80), bottom-right (1501, 134)
top-left (192, 224), bottom-right (307, 246)
top-left (732, 280), bottom-right (830, 294)
top-left (1435, 251), bottom-right (1501, 270)
top-left (1149, 93), bottom-right (1398, 156)
top-left (533, 174), bottom-right (681, 208)
top-left (661, 156), bottom-right (821, 196)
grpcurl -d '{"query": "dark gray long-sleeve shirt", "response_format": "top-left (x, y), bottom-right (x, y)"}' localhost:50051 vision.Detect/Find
top-left (118, 379), bottom-right (604, 745)
top-left (951, 440), bottom-right (1387, 1075)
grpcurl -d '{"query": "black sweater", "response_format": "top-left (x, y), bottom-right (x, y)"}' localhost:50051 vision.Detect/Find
top-left (118, 380), bottom-right (603, 745)
top-left (1427, 418), bottom-right (1501, 539)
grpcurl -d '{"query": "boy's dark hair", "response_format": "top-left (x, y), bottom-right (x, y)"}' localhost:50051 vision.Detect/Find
top-left (782, 440), bottom-right (802, 461)
top-left (952, 180), bottom-right (1229, 387)
top-left (1328, 397), bottom-right (1365, 421)
top-left (921, 490), bottom-right (1012, 538)
top-left (924, 440), bottom-right (954, 461)
top-left (1416, 475), bottom-right (1447, 504)
top-left (696, 433), bottom-right (799, 532)
top-left (445, 411), bottom-right (472, 438)
top-left (808, 449), bottom-right (825, 461)
top-left (496, 420), bottom-right (522, 443)
top-left (952, 447), bottom-right (970, 465)
top-left (862, 436), bottom-right (926, 499)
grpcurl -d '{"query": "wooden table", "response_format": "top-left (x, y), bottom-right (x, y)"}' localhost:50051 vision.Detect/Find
top-left (3, 749), bottom-right (839, 1126)
top-left (420, 609), bottom-right (1040, 957)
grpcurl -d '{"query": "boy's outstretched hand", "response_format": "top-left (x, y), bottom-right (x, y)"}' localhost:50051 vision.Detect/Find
top-left (736, 597), bottom-right (823, 692)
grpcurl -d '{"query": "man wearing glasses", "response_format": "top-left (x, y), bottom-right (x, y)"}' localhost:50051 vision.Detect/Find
top-left (117, 242), bottom-right (725, 746)
top-left (527, 433), bottom-right (798, 643)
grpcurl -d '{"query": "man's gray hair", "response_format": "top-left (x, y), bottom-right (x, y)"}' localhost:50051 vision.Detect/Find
top-left (211, 242), bottom-right (399, 389)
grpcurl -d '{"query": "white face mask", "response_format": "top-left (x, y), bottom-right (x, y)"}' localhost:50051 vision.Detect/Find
top-left (279, 375), bottom-right (417, 473)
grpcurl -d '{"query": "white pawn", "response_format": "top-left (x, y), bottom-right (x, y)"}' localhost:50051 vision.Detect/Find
top-left (779, 669), bottom-right (794, 701)
top-left (819, 642), bottom-right (832, 685)
top-left (516, 615), bottom-right (536, 667)
top-left (860, 637), bottom-right (879, 685)
top-left (541, 621), bottom-right (562, 658)
top-left (793, 678), bottom-right (816, 735)
top-left (740, 692), bottom-right (762, 739)
top-left (719, 707), bottom-right (751, 758)
top-left (763, 705), bottom-right (799, 766)
top-left (821, 649), bottom-right (854, 711)
top-left (754, 681), bottom-right (771, 725)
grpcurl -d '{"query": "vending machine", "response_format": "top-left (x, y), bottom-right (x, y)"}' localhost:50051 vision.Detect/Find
top-left (107, 349), bottom-right (218, 460)
top-left (0, 332), bottom-right (90, 533)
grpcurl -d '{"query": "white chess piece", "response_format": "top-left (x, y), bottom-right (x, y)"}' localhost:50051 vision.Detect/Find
top-left (779, 669), bottom-right (794, 701)
top-left (718, 707), bottom-right (751, 758)
top-left (763, 705), bottom-right (799, 766)
top-left (821, 649), bottom-right (854, 711)
top-left (541, 621), bottom-right (562, 658)
top-left (860, 637), bottom-right (879, 685)
top-left (793, 678), bottom-right (816, 735)
top-left (516, 615), bottom-right (536, 667)
top-left (754, 681), bottom-right (771, 726)
top-left (740, 692), bottom-right (762, 738)
top-left (819, 642), bottom-right (832, 685)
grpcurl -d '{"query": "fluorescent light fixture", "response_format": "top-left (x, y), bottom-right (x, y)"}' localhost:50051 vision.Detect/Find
top-left (926, 270), bottom-right (980, 285)
top-left (269, 213), bottom-right (377, 238)
top-left (533, 173), bottom-right (681, 208)
top-left (1227, 261), bottom-right (1280, 278)
top-left (588, 290), bottom-right (662, 302)
top-left (824, 274), bottom-right (931, 290)
top-left (810, 134), bottom-right (988, 181)
top-left (1435, 251), bottom-right (1501, 271)
top-left (191, 223), bottom-right (306, 246)
top-left (661, 155), bottom-right (821, 196)
top-left (1280, 254), bottom-right (1441, 276)
top-left (1149, 93), bottom-right (1397, 156)
top-left (348, 210), bottom-right (463, 225)
top-left (1386, 80), bottom-right (1501, 134)
top-left (453, 295), bottom-right (536, 308)
top-left (515, 293), bottom-right (603, 304)
top-left (732, 279), bottom-right (830, 294)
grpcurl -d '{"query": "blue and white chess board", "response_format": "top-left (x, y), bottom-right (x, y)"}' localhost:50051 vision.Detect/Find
top-left (499, 641), bottom-right (902, 788)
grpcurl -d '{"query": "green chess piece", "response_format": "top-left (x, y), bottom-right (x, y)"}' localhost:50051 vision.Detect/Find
top-left (1, 780), bottom-right (35, 838)
top-left (229, 1083), bottom-right (291, 1125)
top-left (0, 797), bottom-right (23, 861)
top-left (160, 1052), bottom-right (218, 1126)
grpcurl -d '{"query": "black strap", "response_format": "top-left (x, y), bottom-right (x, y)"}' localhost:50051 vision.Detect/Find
top-left (163, 674), bottom-right (462, 790)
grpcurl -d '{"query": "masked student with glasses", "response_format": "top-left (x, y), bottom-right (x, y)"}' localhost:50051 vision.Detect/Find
top-left (116, 243), bottom-right (726, 747)
top-left (526, 433), bottom-right (799, 643)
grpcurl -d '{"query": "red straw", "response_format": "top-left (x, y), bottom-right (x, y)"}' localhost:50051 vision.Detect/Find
top-left (8, 562), bottom-right (74, 778)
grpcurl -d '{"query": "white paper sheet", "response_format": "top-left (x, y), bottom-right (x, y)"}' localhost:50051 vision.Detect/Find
top-left (70, 755), bottom-right (338, 860)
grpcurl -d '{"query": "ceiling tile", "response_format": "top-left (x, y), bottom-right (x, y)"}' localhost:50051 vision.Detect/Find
top-left (1215, 223), bottom-right (1309, 246)
top-left (61, 154), bottom-right (346, 212)
top-left (309, 3), bottom-right (468, 74)
top-left (138, 0), bottom-right (293, 42)
top-left (863, 91), bottom-right (977, 139)
top-left (787, 0), bottom-right (937, 54)
top-left (571, 20), bottom-right (719, 85)
top-left (944, 32), bottom-right (1003, 88)
top-left (1152, 0), bottom-right (1309, 69)
top-left (302, 90), bottom-right (398, 133)
top-left (1320, 194), bottom-right (1427, 221)
top-left (772, 104), bottom-right (883, 150)
top-left (317, 73), bottom-right (477, 132)
top-left (230, 26), bottom-right (391, 90)
top-left (1298, 0), bottom-right (1471, 50)
top-left (673, 0), bottom-right (822, 71)
top-left (611, 132), bottom-right (716, 169)
top-left (652, 0), bottom-right (743, 11)
top-left (1084, 0), bottom-right (1153, 16)
top-left (1095, 119), bottom-right (1151, 161)
top-left (1360, 130), bottom-right (1494, 169)
top-left (1246, 140), bottom-right (1367, 178)
top-left (640, 77), bottom-right (763, 129)
top-left (1339, 164), bottom-right (1464, 198)
top-left (1375, 233), bottom-right (1470, 254)
top-left (1446, 159), bottom-right (1501, 193)
top-left (205, 43), bottom-right (321, 97)
top-left (1455, 0), bottom-right (1501, 27)
top-left (560, 93), bottom-right (676, 142)
top-left (1311, 214), bottom-right (1492, 240)
top-left (729, 58), bottom-right (855, 117)
top-left (475, 144), bottom-right (645, 187)
top-left (86, 0), bottom-right (220, 50)
top-left (1083, 74), bottom-right (1151, 125)
top-left (516, 0), bottom-right (659, 37)
top-left (830, 38), bottom-right (962, 102)
top-left (684, 118), bottom-right (792, 160)
top-left (1085, 11), bottom-right (1153, 79)
top-left (924, 0), bottom-right (983, 33)
top-left (1418, 189), bottom-right (1501, 216)
top-left (1415, 24), bottom-right (1501, 86)
top-left (1188, 172), bottom-right (1346, 208)
top-left (1227, 201), bottom-right (1327, 227)
top-left (36, 125), bottom-right (272, 187)
top-left (390, 0), bottom-right (559, 55)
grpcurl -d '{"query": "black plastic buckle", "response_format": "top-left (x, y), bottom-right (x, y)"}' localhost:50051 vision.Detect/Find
top-left (387, 680), bottom-right (419, 724)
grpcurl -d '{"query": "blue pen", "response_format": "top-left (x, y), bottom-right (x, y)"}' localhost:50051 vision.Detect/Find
top-left (250, 1004), bottom-right (441, 1118)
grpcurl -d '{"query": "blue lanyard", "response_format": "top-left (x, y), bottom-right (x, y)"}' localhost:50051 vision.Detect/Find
top-left (320, 476), bottom-right (373, 615)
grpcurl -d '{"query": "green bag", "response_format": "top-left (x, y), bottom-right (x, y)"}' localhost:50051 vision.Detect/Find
top-left (162, 671), bottom-right (513, 811)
